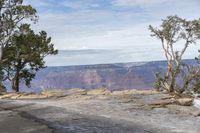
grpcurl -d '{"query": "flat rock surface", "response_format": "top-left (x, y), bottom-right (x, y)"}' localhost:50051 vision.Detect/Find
top-left (0, 90), bottom-right (200, 133)
top-left (0, 109), bottom-right (51, 133)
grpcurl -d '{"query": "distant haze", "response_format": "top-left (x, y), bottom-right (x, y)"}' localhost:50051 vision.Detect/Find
top-left (45, 49), bottom-right (199, 66)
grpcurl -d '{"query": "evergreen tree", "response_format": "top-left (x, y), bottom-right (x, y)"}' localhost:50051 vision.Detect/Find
top-left (3, 24), bottom-right (58, 92)
top-left (0, 0), bottom-right (37, 91)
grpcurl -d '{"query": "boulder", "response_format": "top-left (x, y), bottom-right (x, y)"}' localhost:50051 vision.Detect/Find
top-left (176, 98), bottom-right (193, 106)
top-left (148, 99), bottom-right (175, 106)
top-left (0, 93), bottom-right (20, 99)
top-left (0, 92), bottom-right (48, 100)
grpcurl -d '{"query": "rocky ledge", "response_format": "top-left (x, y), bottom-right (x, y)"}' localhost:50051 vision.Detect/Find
top-left (0, 89), bottom-right (200, 133)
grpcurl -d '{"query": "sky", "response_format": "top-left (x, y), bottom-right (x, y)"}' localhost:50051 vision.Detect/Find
top-left (24, 0), bottom-right (200, 66)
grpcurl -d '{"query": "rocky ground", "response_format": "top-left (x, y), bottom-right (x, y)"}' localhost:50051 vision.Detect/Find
top-left (0, 89), bottom-right (200, 133)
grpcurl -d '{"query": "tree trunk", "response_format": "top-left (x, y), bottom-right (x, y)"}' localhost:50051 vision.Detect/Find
top-left (12, 78), bottom-right (19, 92)
top-left (0, 45), bottom-right (2, 62)
top-left (0, 46), bottom-right (3, 93)
top-left (12, 70), bottom-right (20, 92)
top-left (169, 81), bottom-right (175, 92)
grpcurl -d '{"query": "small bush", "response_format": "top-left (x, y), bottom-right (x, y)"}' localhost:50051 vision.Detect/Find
top-left (193, 82), bottom-right (200, 94)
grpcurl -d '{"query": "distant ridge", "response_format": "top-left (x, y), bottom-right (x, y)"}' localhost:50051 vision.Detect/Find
top-left (4, 59), bottom-right (197, 92)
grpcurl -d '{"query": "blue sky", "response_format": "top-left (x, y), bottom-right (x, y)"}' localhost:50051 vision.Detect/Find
top-left (24, 0), bottom-right (200, 65)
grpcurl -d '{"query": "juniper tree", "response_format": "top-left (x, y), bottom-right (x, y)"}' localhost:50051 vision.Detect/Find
top-left (149, 15), bottom-right (200, 93)
top-left (0, 0), bottom-right (37, 90)
top-left (0, 0), bottom-right (37, 62)
top-left (3, 24), bottom-right (58, 92)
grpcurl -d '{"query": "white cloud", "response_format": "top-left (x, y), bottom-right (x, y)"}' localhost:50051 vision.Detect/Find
top-left (30, 9), bottom-right (157, 50)
top-left (24, 0), bottom-right (200, 63)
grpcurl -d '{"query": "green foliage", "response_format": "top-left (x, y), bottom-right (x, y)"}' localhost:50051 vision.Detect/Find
top-left (0, 0), bottom-right (38, 91)
top-left (154, 73), bottom-right (162, 91)
top-left (3, 24), bottom-right (58, 92)
top-left (196, 50), bottom-right (200, 61)
top-left (0, 0), bottom-right (38, 50)
top-left (193, 82), bottom-right (200, 94)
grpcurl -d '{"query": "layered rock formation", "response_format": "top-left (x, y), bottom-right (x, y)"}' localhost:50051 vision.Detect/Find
top-left (4, 59), bottom-right (196, 92)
